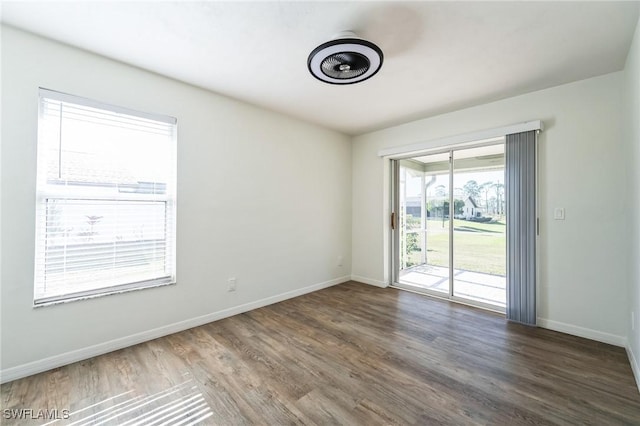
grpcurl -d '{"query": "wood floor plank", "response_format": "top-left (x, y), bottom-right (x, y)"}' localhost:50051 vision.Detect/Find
top-left (2, 281), bottom-right (640, 425)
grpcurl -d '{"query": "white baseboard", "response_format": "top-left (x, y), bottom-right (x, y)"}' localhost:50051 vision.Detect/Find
top-left (537, 318), bottom-right (627, 347)
top-left (350, 275), bottom-right (388, 288)
top-left (627, 344), bottom-right (640, 394)
top-left (0, 275), bottom-right (351, 384)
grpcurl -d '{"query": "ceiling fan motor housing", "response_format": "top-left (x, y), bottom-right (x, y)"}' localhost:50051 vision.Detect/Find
top-left (308, 33), bottom-right (383, 84)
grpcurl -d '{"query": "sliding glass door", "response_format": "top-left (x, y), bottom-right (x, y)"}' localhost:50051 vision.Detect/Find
top-left (397, 155), bottom-right (450, 295)
top-left (394, 142), bottom-right (506, 311)
top-left (452, 145), bottom-right (506, 309)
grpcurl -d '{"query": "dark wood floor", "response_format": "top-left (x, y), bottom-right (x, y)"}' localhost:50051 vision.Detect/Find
top-left (2, 281), bottom-right (640, 425)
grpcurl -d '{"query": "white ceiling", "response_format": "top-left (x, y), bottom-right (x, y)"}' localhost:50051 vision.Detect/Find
top-left (2, 1), bottom-right (639, 135)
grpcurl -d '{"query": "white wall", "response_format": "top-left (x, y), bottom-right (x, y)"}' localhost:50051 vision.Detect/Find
top-left (624, 17), bottom-right (640, 384)
top-left (0, 26), bottom-right (352, 379)
top-left (352, 72), bottom-right (628, 345)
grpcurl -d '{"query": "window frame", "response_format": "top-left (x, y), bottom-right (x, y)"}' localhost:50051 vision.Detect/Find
top-left (33, 88), bottom-right (177, 306)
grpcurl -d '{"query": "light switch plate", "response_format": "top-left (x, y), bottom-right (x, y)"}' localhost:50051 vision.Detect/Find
top-left (554, 208), bottom-right (565, 220)
top-left (228, 277), bottom-right (237, 292)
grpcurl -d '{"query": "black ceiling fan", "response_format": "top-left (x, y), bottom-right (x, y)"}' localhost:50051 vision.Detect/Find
top-left (308, 31), bottom-right (384, 85)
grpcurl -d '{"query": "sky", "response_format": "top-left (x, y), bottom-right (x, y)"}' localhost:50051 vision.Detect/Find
top-left (403, 169), bottom-right (504, 199)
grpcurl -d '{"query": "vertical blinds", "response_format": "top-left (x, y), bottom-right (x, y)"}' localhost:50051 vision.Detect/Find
top-left (34, 88), bottom-right (177, 304)
top-left (505, 130), bottom-right (537, 325)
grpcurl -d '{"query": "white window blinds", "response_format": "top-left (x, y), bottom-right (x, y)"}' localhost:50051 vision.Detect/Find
top-left (34, 88), bottom-right (177, 305)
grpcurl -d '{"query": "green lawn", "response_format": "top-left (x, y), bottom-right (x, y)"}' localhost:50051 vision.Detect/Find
top-left (404, 218), bottom-right (505, 276)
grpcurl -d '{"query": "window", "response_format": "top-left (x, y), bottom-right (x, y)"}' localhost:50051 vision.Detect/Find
top-left (34, 88), bottom-right (177, 305)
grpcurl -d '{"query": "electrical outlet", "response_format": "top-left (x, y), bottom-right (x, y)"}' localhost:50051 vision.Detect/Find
top-left (553, 208), bottom-right (565, 220)
top-left (228, 277), bottom-right (237, 292)
top-left (337, 256), bottom-right (343, 267)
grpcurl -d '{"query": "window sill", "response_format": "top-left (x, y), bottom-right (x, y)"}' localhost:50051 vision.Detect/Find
top-left (33, 279), bottom-right (176, 308)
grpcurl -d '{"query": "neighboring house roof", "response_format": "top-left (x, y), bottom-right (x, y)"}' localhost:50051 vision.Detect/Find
top-left (47, 151), bottom-right (168, 194)
top-left (404, 197), bottom-right (422, 208)
top-left (47, 151), bottom-right (138, 185)
top-left (465, 197), bottom-right (479, 208)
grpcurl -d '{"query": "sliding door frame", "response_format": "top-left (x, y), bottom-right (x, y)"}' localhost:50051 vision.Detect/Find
top-left (390, 160), bottom-right (400, 285)
top-left (390, 139), bottom-right (507, 313)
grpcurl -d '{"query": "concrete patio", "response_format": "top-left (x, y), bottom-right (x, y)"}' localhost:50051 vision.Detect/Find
top-left (399, 264), bottom-right (505, 308)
